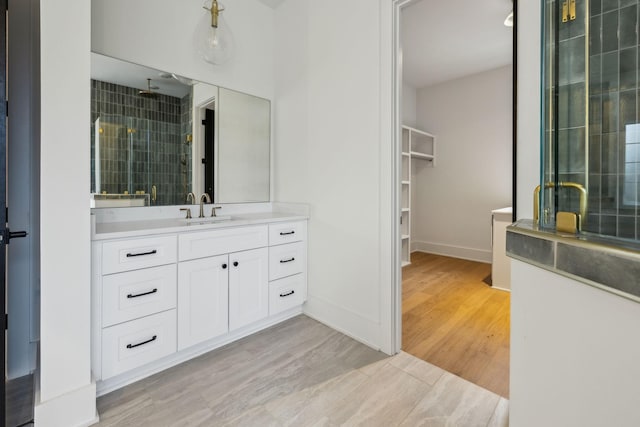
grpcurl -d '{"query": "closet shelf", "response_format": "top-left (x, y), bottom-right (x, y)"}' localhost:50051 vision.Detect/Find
top-left (411, 151), bottom-right (434, 161)
top-left (401, 124), bottom-right (436, 267)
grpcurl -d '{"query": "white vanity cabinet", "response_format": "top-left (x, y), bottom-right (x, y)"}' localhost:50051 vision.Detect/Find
top-left (177, 225), bottom-right (269, 349)
top-left (93, 235), bottom-right (179, 380)
top-left (177, 254), bottom-right (229, 351)
top-left (228, 247), bottom-right (269, 330)
top-left (268, 221), bottom-right (307, 315)
top-left (92, 216), bottom-right (308, 393)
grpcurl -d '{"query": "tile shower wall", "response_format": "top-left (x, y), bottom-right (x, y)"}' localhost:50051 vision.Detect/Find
top-left (551, 0), bottom-right (589, 226)
top-left (91, 79), bottom-right (193, 206)
top-left (587, 0), bottom-right (640, 238)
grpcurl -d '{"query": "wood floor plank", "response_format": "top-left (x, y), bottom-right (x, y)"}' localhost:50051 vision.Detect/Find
top-left (402, 252), bottom-right (510, 398)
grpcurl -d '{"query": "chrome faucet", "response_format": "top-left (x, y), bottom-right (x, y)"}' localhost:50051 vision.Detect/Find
top-left (199, 193), bottom-right (211, 218)
top-left (186, 192), bottom-right (196, 204)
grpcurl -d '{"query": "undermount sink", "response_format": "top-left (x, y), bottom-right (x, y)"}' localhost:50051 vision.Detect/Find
top-left (182, 215), bottom-right (232, 225)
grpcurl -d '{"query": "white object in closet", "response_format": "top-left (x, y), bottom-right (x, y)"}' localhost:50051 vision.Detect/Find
top-left (401, 125), bottom-right (436, 266)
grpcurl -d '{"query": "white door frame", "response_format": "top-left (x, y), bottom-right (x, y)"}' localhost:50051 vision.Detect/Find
top-left (389, 0), bottom-right (422, 354)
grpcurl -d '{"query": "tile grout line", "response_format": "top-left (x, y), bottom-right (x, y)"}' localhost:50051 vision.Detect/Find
top-left (484, 396), bottom-right (504, 427)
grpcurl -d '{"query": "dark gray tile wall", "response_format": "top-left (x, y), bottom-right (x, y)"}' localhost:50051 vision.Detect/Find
top-left (90, 79), bottom-right (193, 206)
top-left (557, 2), bottom-right (588, 221)
top-left (585, 0), bottom-right (640, 237)
top-left (548, 0), bottom-right (640, 240)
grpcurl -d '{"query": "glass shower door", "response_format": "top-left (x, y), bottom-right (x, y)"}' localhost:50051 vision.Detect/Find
top-left (541, 0), bottom-right (640, 240)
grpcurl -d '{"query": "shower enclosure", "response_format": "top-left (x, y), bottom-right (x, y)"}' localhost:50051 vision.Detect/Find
top-left (90, 79), bottom-right (193, 206)
top-left (540, 0), bottom-right (640, 240)
top-left (92, 115), bottom-right (152, 202)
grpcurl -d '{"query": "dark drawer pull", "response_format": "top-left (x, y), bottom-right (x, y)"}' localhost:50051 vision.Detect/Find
top-left (280, 290), bottom-right (295, 298)
top-left (279, 231), bottom-right (295, 236)
top-left (126, 335), bottom-right (157, 349)
top-left (280, 257), bottom-right (295, 264)
top-left (127, 288), bottom-right (158, 299)
top-left (126, 249), bottom-right (157, 258)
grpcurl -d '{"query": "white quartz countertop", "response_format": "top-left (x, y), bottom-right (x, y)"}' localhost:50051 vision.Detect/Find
top-left (92, 211), bottom-right (308, 241)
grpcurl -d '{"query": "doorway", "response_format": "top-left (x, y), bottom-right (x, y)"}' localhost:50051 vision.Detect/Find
top-left (4, 0), bottom-right (40, 425)
top-left (394, 0), bottom-right (516, 398)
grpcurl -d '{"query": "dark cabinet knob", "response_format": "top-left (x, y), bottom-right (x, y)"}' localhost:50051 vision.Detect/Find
top-left (222, 263), bottom-right (227, 269)
top-left (233, 261), bottom-right (239, 267)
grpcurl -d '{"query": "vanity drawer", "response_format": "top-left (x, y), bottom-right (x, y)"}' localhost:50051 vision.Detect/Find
top-left (102, 309), bottom-right (177, 380)
top-left (102, 264), bottom-right (177, 328)
top-left (269, 274), bottom-right (305, 315)
top-left (268, 221), bottom-right (306, 246)
top-left (268, 241), bottom-right (305, 281)
top-left (102, 235), bottom-right (177, 275)
top-left (179, 225), bottom-right (268, 261)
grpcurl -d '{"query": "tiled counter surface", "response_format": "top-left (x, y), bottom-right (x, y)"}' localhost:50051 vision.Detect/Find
top-left (506, 220), bottom-right (640, 303)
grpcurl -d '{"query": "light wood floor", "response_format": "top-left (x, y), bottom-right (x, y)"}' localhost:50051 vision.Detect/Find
top-left (96, 315), bottom-right (508, 426)
top-left (402, 252), bottom-right (511, 398)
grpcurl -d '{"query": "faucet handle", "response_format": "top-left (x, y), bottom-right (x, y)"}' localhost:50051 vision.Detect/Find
top-left (179, 208), bottom-right (192, 219)
top-left (211, 206), bottom-right (222, 217)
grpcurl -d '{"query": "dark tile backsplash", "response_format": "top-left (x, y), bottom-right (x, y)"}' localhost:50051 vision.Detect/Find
top-left (91, 79), bottom-right (193, 206)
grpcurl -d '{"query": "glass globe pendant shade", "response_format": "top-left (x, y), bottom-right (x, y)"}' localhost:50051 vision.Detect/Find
top-left (199, 0), bottom-right (235, 65)
top-left (504, 10), bottom-right (513, 27)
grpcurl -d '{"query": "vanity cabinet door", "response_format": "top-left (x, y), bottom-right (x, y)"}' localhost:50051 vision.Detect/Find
top-left (177, 254), bottom-right (229, 350)
top-left (229, 247), bottom-right (268, 331)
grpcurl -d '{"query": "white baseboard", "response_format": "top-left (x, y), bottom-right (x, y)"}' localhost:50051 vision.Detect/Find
top-left (34, 381), bottom-right (98, 427)
top-left (411, 241), bottom-right (492, 264)
top-left (303, 295), bottom-right (388, 355)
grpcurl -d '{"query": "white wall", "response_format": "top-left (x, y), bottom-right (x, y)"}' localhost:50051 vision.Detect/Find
top-left (511, 260), bottom-right (640, 426)
top-left (411, 66), bottom-right (512, 263)
top-left (91, 0), bottom-right (275, 101)
top-left (36, 0), bottom-right (97, 426)
top-left (402, 82), bottom-right (417, 127)
top-left (273, 0), bottom-right (395, 352)
top-left (516, 1), bottom-right (541, 219)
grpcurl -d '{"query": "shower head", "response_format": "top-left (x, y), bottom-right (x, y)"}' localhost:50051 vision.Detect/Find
top-left (139, 78), bottom-right (158, 98)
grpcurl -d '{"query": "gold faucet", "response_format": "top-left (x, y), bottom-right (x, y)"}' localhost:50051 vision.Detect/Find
top-left (199, 193), bottom-right (211, 218)
top-left (533, 181), bottom-right (588, 230)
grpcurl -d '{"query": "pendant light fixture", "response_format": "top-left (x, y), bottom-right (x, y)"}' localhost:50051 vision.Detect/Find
top-left (199, 0), bottom-right (235, 65)
top-left (504, 0), bottom-right (513, 27)
top-left (504, 10), bottom-right (513, 27)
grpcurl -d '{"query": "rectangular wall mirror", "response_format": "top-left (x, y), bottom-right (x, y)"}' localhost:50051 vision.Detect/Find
top-left (90, 52), bottom-right (271, 208)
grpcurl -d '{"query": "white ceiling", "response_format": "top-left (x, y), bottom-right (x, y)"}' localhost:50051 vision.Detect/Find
top-left (401, 0), bottom-right (513, 89)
